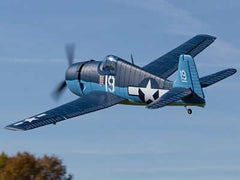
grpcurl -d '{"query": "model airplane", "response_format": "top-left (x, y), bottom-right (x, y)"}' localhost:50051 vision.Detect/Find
top-left (5, 34), bottom-right (237, 131)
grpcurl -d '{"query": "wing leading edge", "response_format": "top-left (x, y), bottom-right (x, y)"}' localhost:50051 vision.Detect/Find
top-left (143, 34), bottom-right (216, 79)
top-left (5, 91), bottom-right (125, 131)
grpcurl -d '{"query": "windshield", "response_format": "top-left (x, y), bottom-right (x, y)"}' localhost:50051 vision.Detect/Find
top-left (103, 61), bottom-right (115, 72)
top-left (99, 55), bottom-right (117, 75)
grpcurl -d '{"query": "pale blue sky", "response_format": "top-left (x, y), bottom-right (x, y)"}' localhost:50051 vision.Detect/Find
top-left (0, 0), bottom-right (239, 179)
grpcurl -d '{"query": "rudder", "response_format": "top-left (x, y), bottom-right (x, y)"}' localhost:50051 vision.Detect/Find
top-left (173, 54), bottom-right (204, 99)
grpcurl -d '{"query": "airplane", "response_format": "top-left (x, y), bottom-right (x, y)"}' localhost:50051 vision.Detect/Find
top-left (5, 34), bottom-right (237, 131)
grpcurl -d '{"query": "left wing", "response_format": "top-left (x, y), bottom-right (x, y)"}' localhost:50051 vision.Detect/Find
top-left (143, 34), bottom-right (216, 79)
top-left (147, 87), bottom-right (192, 109)
top-left (5, 91), bottom-right (125, 131)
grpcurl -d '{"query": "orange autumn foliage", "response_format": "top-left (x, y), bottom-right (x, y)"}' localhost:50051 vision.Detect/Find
top-left (0, 152), bottom-right (72, 180)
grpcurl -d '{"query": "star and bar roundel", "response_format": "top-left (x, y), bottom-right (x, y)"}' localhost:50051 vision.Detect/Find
top-left (128, 78), bottom-right (168, 103)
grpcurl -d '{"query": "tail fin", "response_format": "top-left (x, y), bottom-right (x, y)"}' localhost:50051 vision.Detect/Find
top-left (173, 54), bottom-right (204, 99)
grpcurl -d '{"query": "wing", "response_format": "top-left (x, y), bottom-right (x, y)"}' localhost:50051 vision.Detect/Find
top-left (143, 34), bottom-right (216, 79)
top-left (200, 68), bottom-right (237, 88)
top-left (147, 87), bottom-right (192, 109)
top-left (5, 91), bottom-right (125, 131)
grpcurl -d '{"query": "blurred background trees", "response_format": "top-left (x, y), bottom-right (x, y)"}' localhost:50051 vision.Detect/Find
top-left (0, 152), bottom-right (72, 180)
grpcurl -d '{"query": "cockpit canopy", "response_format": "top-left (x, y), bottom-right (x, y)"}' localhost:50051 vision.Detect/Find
top-left (99, 55), bottom-right (133, 75)
top-left (99, 55), bottom-right (117, 75)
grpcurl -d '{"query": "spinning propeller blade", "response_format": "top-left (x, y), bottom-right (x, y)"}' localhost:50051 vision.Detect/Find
top-left (52, 81), bottom-right (67, 100)
top-left (65, 43), bottom-right (75, 66)
top-left (52, 43), bottom-right (75, 100)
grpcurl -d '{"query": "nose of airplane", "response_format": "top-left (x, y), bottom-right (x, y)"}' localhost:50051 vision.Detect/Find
top-left (65, 62), bottom-right (85, 96)
top-left (65, 63), bottom-right (83, 81)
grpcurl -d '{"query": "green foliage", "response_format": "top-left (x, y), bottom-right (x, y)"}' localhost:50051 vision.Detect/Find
top-left (0, 152), bottom-right (72, 180)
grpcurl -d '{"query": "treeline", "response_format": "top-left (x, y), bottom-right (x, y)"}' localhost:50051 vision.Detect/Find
top-left (0, 152), bottom-right (72, 180)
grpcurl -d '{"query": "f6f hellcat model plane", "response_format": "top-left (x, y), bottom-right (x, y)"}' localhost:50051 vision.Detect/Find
top-left (6, 34), bottom-right (237, 131)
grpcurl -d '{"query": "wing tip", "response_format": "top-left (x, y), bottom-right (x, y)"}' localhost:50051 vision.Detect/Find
top-left (5, 125), bottom-right (24, 131)
top-left (229, 68), bottom-right (237, 74)
top-left (195, 34), bottom-right (217, 40)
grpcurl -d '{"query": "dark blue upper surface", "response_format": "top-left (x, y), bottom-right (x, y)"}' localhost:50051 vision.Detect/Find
top-left (5, 91), bottom-right (125, 131)
top-left (142, 34), bottom-right (216, 79)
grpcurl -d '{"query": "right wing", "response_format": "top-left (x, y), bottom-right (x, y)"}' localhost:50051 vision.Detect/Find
top-left (143, 34), bottom-right (216, 79)
top-left (200, 68), bottom-right (237, 88)
top-left (147, 87), bottom-right (192, 109)
top-left (5, 91), bottom-right (125, 131)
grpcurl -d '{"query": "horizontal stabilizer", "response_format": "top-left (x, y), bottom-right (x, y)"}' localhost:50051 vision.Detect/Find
top-left (200, 68), bottom-right (237, 88)
top-left (147, 87), bottom-right (192, 109)
top-left (5, 91), bottom-right (125, 131)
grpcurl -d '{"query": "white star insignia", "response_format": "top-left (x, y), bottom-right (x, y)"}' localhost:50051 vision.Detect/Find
top-left (24, 117), bottom-right (37, 123)
top-left (128, 80), bottom-right (169, 103)
top-left (14, 113), bottom-right (47, 126)
top-left (139, 80), bottom-right (158, 102)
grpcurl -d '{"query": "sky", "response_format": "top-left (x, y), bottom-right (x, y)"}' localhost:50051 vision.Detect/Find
top-left (0, 0), bottom-right (239, 179)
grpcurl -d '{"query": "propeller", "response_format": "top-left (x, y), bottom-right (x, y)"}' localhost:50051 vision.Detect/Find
top-left (52, 44), bottom-right (75, 101)
top-left (66, 43), bottom-right (75, 66)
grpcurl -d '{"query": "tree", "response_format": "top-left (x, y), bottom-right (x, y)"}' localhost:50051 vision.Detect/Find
top-left (0, 152), bottom-right (8, 173)
top-left (0, 152), bottom-right (72, 180)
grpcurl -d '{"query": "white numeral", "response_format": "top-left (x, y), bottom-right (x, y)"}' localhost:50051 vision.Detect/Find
top-left (105, 75), bottom-right (115, 92)
top-left (180, 70), bottom-right (187, 83)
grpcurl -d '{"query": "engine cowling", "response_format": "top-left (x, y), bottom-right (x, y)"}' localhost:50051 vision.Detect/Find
top-left (65, 62), bottom-right (85, 96)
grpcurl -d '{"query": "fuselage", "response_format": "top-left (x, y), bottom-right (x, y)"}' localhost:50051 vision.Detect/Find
top-left (65, 55), bottom-right (204, 107)
top-left (65, 55), bottom-right (173, 105)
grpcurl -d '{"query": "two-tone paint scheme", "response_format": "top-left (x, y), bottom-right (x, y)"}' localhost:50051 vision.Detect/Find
top-left (5, 34), bottom-right (237, 131)
top-left (66, 55), bottom-right (207, 107)
top-left (66, 55), bottom-right (173, 105)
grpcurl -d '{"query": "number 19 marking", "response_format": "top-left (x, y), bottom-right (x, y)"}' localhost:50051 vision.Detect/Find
top-left (105, 75), bottom-right (115, 93)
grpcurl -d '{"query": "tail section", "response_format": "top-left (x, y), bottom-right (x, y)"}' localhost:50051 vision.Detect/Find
top-left (146, 54), bottom-right (236, 110)
top-left (200, 68), bottom-right (237, 88)
top-left (173, 54), bottom-right (204, 99)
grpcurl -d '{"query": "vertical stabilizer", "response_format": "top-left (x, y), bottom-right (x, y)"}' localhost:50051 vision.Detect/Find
top-left (173, 55), bottom-right (204, 99)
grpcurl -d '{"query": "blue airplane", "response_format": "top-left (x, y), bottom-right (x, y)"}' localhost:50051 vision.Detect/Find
top-left (5, 34), bottom-right (237, 131)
